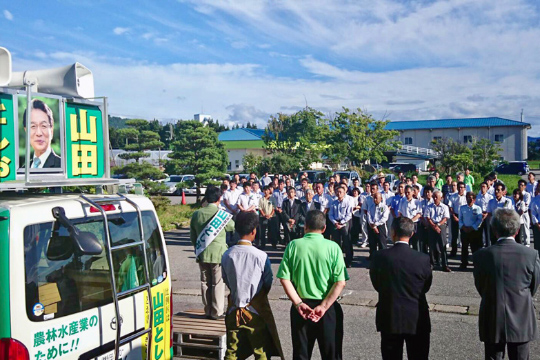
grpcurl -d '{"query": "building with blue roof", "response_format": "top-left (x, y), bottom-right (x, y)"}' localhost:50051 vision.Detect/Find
top-left (389, 117), bottom-right (530, 162)
top-left (218, 128), bottom-right (267, 171)
top-left (218, 117), bottom-right (530, 171)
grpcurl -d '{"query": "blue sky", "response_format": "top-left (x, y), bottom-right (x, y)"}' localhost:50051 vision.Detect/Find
top-left (3, 0), bottom-right (540, 134)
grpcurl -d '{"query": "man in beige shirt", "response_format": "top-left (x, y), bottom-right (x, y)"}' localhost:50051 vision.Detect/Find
top-left (259, 185), bottom-right (279, 250)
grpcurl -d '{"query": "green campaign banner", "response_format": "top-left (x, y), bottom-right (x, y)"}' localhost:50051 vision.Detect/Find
top-left (65, 103), bottom-right (105, 179)
top-left (0, 93), bottom-right (16, 182)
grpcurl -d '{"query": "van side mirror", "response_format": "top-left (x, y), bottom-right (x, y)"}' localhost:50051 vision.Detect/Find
top-left (48, 207), bottom-right (103, 258)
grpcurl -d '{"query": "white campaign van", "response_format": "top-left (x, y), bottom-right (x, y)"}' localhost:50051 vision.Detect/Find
top-left (0, 47), bottom-right (172, 360)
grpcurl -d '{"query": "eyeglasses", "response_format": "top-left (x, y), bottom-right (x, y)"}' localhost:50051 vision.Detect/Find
top-left (30, 123), bottom-right (52, 131)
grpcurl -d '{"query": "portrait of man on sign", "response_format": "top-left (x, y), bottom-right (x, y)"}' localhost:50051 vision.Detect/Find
top-left (19, 98), bottom-right (62, 170)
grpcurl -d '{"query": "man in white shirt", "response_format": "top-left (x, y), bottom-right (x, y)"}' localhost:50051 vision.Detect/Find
top-left (448, 182), bottom-right (467, 257)
top-left (518, 179), bottom-right (532, 246)
top-left (459, 192), bottom-right (483, 269)
top-left (418, 186), bottom-right (434, 255)
top-left (475, 182), bottom-right (494, 247)
top-left (224, 180), bottom-right (242, 215)
top-left (486, 183), bottom-right (513, 245)
top-left (526, 172), bottom-right (537, 197)
top-left (425, 191), bottom-right (451, 272)
top-left (367, 192), bottom-right (390, 258)
top-left (313, 181), bottom-right (334, 239)
top-left (398, 185), bottom-right (422, 251)
top-left (260, 172), bottom-right (272, 187)
top-left (456, 172), bottom-right (472, 192)
top-left (359, 183), bottom-right (372, 247)
top-left (329, 185), bottom-right (354, 267)
top-left (238, 182), bottom-right (258, 213)
top-left (411, 174), bottom-right (423, 194)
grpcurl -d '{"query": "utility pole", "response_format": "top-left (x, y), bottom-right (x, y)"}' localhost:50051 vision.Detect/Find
top-left (521, 109), bottom-right (524, 122)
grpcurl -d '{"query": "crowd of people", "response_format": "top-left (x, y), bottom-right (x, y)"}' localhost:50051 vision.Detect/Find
top-left (217, 169), bottom-right (540, 271)
top-left (190, 169), bottom-right (540, 360)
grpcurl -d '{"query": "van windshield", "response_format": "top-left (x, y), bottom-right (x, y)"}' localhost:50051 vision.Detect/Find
top-left (24, 210), bottom-right (167, 322)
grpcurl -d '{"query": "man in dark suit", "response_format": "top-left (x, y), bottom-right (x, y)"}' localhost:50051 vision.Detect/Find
top-left (370, 217), bottom-right (432, 360)
top-left (473, 208), bottom-right (540, 360)
top-left (282, 187), bottom-right (303, 243)
top-left (298, 189), bottom-right (320, 237)
top-left (23, 99), bottom-right (62, 169)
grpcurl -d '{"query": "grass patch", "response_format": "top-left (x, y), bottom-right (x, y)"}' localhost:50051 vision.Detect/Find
top-left (417, 174), bottom-right (522, 194)
top-left (151, 196), bottom-right (200, 231)
top-left (528, 160), bottom-right (540, 169)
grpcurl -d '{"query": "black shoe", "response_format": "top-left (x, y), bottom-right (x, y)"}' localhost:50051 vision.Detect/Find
top-left (208, 315), bottom-right (225, 320)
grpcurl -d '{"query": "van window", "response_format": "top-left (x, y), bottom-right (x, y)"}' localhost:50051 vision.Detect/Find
top-left (24, 210), bottom-right (167, 322)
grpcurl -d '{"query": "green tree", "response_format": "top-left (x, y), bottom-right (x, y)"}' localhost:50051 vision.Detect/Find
top-left (263, 108), bottom-right (327, 169)
top-left (166, 120), bottom-right (228, 203)
top-left (471, 138), bottom-right (502, 175)
top-left (432, 138), bottom-right (473, 174)
top-left (118, 119), bottom-right (165, 163)
top-left (324, 108), bottom-right (400, 167)
top-left (242, 153), bottom-right (263, 173)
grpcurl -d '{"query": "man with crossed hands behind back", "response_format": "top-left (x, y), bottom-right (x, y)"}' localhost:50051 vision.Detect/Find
top-left (278, 210), bottom-right (349, 360)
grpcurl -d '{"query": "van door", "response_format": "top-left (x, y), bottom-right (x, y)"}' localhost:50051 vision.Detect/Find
top-left (11, 201), bottom-right (171, 360)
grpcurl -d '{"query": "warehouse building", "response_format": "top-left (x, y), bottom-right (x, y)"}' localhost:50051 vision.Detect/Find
top-left (386, 117), bottom-right (530, 161)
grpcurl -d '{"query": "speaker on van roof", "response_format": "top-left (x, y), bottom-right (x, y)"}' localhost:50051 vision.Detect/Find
top-left (9, 62), bottom-right (95, 99)
top-left (0, 47), bottom-right (12, 86)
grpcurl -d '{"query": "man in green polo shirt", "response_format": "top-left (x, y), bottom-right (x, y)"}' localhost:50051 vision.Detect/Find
top-left (190, 185), bottom-right (235, 319)
top-left (277, 210), bottom-right (349, 360)
top-left (464, 168), bottom-right (475, 189)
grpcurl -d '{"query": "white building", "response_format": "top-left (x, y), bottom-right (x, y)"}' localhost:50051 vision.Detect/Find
top-left (217, 128), bottom-right (267, 171)
top-left (386, 117), bottom-right (530, 161)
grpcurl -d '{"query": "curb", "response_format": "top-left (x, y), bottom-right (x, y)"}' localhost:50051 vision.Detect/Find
top-left (172, 288), bottom-right (478, 316)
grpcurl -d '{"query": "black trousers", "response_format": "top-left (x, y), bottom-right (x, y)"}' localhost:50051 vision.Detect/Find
top-left (450, 217), bottom-right (459, 254)
top-left (367, 224), bottom-right (387, 257)
top-left (460, 228), bottom-right (483, 266)
top-left (515, 224), bottom-right (526, 244)
top-left (485, 341), bottom-right (529, 360)
top-left (291, 300), bottom-right (343, 360)
top-left (333, 222), bottom-right (353, 267)
top-left (380, 332), bottom-right (430, 360)
top-left (409, 222), bottom-right (420, 250)
top-left (324, 214), bottom-right (334, 240)
top-left (533, 225), bottom-right (540, 251)
top-left (417, 222), bottom-right (429, 254)
top-left (351, 216), bottom-right (362, 244)
top-left (429, 224), bottom-right (448, 268)
top-left (480, 220), bottom-right (489, 247)
top-left (259, 215), bottom-right (279, 248)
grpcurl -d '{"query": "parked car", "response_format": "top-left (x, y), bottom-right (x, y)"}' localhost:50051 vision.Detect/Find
top-left (333, 170), bottom-right (361, 187)
top-left (297, 170), bottom-right (328, 184)
top-left (184, 184), bottom-right (207, 195)
top-left (388, 163), bottom-right (418, 174)
top-left (494, 161), bottom-right (530, 175)
top-left (164, 174), bottom-right (194, 195)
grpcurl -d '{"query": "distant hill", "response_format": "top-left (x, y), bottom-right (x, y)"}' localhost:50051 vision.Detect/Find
top-left (109, 116), bottom-right (129, 129)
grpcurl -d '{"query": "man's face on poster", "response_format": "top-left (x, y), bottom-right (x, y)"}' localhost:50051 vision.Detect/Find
top-left (29, 108), bottom-right (53, 157)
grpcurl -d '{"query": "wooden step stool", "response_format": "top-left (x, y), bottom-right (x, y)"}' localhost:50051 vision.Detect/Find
top-left (173, 309), bottom-right (226, 359)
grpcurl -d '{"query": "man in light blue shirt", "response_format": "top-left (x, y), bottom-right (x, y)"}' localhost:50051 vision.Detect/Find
top-left (459, 192), bottom-right (484, 269)
top-left (329, 185), bottom-right (354, 267)
top-left (221, 211), bottom-right (283, 359)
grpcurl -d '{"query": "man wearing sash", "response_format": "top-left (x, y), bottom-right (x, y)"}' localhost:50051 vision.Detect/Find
top-left (190, 186), bottom-right (235, 319)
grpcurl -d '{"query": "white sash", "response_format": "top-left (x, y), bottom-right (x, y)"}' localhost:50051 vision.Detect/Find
top-left (195, 209), bottom-right (233, 257)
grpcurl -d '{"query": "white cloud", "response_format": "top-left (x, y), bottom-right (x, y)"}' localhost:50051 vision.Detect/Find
top-left (13, 49), bottom-right (540, 134)
top-left (113, 27), bottom-right (130, 35)
top-left (3, 10), bottom-right (13, 21)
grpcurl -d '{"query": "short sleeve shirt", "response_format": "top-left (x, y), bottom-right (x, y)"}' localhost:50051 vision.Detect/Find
top-left (277, 232), bottom-right (349, 300)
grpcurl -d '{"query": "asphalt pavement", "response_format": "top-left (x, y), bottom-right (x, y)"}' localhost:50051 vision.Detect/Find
top-left (167, 229), bottom-right (540, 359)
